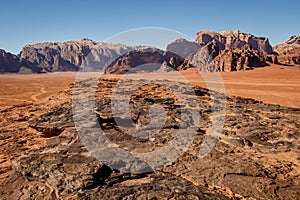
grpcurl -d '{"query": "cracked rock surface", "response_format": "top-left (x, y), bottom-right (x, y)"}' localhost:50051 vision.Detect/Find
top-left (0, 78), bottom-right (299, 199)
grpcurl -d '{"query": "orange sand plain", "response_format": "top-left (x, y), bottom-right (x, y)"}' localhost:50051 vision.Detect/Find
top-left (0, 64), bottom-right (299, 108)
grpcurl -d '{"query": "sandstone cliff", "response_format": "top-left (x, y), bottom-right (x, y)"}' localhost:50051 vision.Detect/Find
top-left (105, 49), bottom-right (193, 74)
top-left (0, 49), bottom-right (41, 73)
top-left (273, 35), bottom-right (300, 65)
top-left (2, 31), bottom-right (299, 74)
top-left (189, 30), bottom-right (277, 71)
top-left (19, 39), bottom-right (144, 72)
top-left (167, 30), bottom-right (274, 72)
top-left (214, 45), bottom-right (269, 71)
top-left (196, 30), bottom-right (274, 54)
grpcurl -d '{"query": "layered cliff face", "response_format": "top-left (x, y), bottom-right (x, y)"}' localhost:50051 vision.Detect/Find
top-left (274, 35), bottom-right (300, 65)
top-left (105, 49), bottom-right (193, 74)
top-left (167, 31), bottom-right (274, 72)
top-left (274, 35), bottom-right (300, 54)
top-left (0, 49), bottom-right (41, 73)
top-left (19, 39), bottom-right (142, 72)
top-left (214, 45), bottom-right (269, 72)
top-left (2, 31), bottom-right (298, 74)
top-left (196, 30), bottom-right (274, 54)
top-left (16, 31), bottom-right (276, 74)
top-left (190, 30), bottom-right (278, 71)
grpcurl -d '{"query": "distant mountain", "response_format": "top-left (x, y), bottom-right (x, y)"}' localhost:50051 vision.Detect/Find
top-left (166, 30), bottom-right (277, 72)
top-left (19, 38), bottom-right (150, 72)
top-left (1, 31), bottom-right (299, 74)
top-left (195, 30), bottom-right (274, 54)
top-left (274, 35), bottom-right (300, 54)
top-left (0, 49), bottom-right (41, 73)
top-left (166, 38), bottom-right (201, 58)
top-left (105, 49), bottom-right (192, 74)
top-left (273, 35), bottom-right (300, 65)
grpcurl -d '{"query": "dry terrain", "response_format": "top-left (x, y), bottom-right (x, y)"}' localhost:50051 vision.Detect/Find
top-left (0, 65), bottom-right (300, 199)
top-left (0, 64), bottom-right (299, 109)
top-left (1, 74), bottom-right (299, 199)
top-left (186, 64), bottom-right (300, 108)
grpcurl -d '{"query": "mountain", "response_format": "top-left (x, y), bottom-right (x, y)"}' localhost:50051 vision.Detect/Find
top-left (166, 30), bottom-right (277, 72)
top-left (1, 31), bottom-right (299, 74)
top-left (0, 49), bottom-right (41, 73)
top-left (274, 35), bottom-right (300, 54)
top-left (273, 35), bottom-right (300, 65)
top-left (19, 38), bottom-right (148, 72)
top-left (105, 30), bottom-right (280, 74)
top-left (166, 38), bottom-right (201, 58)
top-left (195, 30), bottom-right (274, 54)
top-left (105, 49), bottom-right (192, 74)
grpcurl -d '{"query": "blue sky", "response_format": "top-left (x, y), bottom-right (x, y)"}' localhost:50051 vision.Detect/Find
top-left (1, 0), bottom-right (299, 54)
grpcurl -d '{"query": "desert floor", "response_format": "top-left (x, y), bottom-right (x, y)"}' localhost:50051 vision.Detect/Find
top-left (0, 64), bottom-right (299, 108)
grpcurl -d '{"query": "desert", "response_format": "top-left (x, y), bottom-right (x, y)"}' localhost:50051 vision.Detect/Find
top-left (1, 63), bottom-right (299, 109)
top-left (0, 62), bottom-right (300, 199)
top-left (1, 1), bottom-right (300, 199)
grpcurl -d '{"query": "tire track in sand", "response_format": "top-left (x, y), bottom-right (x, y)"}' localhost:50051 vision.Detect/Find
top-left (30, 87), bottom-right (46, 101)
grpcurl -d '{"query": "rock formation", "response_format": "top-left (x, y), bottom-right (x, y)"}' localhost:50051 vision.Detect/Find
top-left (274, 35), bottom-right (300, 65)
top-left (214, 45), bottom-right (268, 71)
top-left (166, 38), bottom-right (201, 58)
top-left (14, 30), bottom-right (277, 73)
top-left (105, 49), bottom-right (193, 74)
top-left (168, 33), bottom-right (272, 72)
top-left (186, 30), bottom-right (277, 71)
top-left (19, 38), bottom-right (147, 72)
top-left (1, 31), bottom-right (299, 74)
top-left (196, 30), bottom-right (274, 54)
top-left (0, 49), bottom-right (41, 73)
top-left (0, 78), bottom-right (299, 199)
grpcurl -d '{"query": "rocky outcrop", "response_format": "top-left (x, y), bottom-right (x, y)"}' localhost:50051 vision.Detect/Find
top-left (0, 49), bottom-right (41, 73)
top-left (20, 38), bottom-right (146, 72)
top-left (169, 39), bottom-right (269, 72)
top-left (186, 30), bottom-right (276, 71)
top-left (1, 78), bottom-right (299, 199)
top-left (274, 35), bottom-right (300, 65)
top-left (196, 30), bottom-right (274, 54)
top-left (274, 35), bottom-right (300, 55)
top-left (214, 45), bottom-right (268, 71)
top-left (105, 49), bottom-right (193, 74)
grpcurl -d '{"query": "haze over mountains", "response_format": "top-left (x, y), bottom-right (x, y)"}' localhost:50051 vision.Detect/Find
top-left (0, 30), bottom-right (299, 74)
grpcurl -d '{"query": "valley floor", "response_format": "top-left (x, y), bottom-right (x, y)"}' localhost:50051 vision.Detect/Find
top-left (1, 64), bottom-right (299, 108)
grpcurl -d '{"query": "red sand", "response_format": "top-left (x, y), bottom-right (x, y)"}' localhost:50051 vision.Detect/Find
top-left (0, 64), bottom-right (299, 108)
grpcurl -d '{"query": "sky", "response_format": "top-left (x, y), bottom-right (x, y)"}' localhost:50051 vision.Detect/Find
top-left (0, 0), bottom-right (299, 54)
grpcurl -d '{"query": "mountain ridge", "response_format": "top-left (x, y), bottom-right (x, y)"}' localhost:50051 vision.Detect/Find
top-left (0, 31), bottom-right (299, 74)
